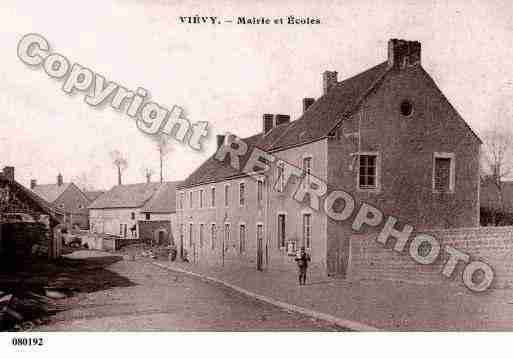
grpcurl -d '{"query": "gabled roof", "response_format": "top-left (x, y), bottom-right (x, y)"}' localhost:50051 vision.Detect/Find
top-left (88, 182), bottom-right (162, 209)
top-left (270, 61), bottom-right (390, 150)
top-left (0, 173), bottom-right (63, 223)
top-left (179, 62), bottom-right (391, 189)
top-left (84, 190), bottom-right (105, 202)
top-left (31, 183), bottom-right (71, 203)
top-left (140, 181), bottom-right (181, 213)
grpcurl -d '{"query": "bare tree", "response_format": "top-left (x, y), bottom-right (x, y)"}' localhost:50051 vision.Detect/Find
top-left (482, 127), bottom-right (513, 224)
top-left (110, 150), bottom-right (128, 185)
top-left (141, 166), bottom-right (155, 183)
top-left (156, 134), bottom-right (172, 183)
top-left (72, 172), bottom-right (94, 192)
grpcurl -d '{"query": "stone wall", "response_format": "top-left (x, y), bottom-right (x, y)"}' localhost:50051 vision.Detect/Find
top-left (349, 226), bottom-right (513, 289)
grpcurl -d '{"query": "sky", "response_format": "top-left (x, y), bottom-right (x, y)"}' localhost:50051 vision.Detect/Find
top-left (0, 0), bottom-right (512, 190)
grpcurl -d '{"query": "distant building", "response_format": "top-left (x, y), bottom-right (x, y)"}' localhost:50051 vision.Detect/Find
top-left (31, 174), bottom-right (91, 229)
top-left (177, 39), bottom-right (481, 276)
top-left (0, 166), bottom-right (63, 259)
top-left (138, 181), bottom-right (181, 245)
top-left (84, 190), bottom-right (105, 202)
top-left (88, 182), bottom-right (178, 240)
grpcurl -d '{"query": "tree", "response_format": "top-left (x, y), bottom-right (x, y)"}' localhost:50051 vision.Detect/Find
top-left (110, 150), bottom-right (128, 185)
top-left (141, 166), bottom-right (155, 183)
top-left (156, 134), bottom-right (172, 183)
top-left (481, 127), bottom-right (513, 224)
top-left (71, 168), bottom-right (100, 192)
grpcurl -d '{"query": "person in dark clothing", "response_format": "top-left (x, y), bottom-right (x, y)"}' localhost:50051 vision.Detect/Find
top-left (295, 246), bottom-right (311, 285)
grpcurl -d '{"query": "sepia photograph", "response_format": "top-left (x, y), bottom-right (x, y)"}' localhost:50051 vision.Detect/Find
top-left (1, 0), bottom-right (513, 357)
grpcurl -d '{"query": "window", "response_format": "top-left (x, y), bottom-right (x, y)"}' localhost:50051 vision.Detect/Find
top-left (224, 223), bottom-right (231, 251)
top-left (211, 223), bottom-right (216, 250)
top-left (145, 213), bottom-right (150, 220)
top-left (239, 182), bottom-right (245, 206)
top-left (433, 153), bottom-right (455, 193)
top-left (199, 224), bottom-right (204, 248)
top-left (179, 192), bottom-right (184, 210)
top-left (275, 162), bottom-right (285, 192)
top-left (277, 214), bottom-right (286, 248)
top-left (239, 224), bottom-right (246, 254)
top-left (257, 179), bottom-right (263, 206)
top-left (224, 185), bottom-right (229, 206)
top-left (211, 187), bottom-right (216, 207)
top-left (303, 213), bottom-right (312, 249)
top-left (400, 100), bottom-right (413, 116)
top-left (302, 156), bottom-right (312, 186)
top-left (199, 189), bottom-right (204, 208)
top-left (358, 154), bottom-right (378, 189)
top-left (120, 224), bottom-right (123, 235)
top-left (189, 223), bottom-right (193, 248)
top-left (189, 191), bottom-right (193, 208)
top-left (130, 212), bottom-right (135, 220)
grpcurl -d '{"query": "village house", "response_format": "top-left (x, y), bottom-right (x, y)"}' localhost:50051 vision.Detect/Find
top-left (89, 182), bottom-right (178, 240)
top-left (138, 181), bottom-right (181, 245)
top-left (31, 174), bottom-right (92, 229)
top-left (0, 166), bottom-right (63, 260)
top-left (176, 39), bottom-right (481, 277)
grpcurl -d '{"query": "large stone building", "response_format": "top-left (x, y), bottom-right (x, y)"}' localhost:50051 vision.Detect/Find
top-left (176, 39), bottom-right (481, 276)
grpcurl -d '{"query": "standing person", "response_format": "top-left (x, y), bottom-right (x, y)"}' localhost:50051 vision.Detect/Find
top-left (295, 246), bottom-right (311, 285)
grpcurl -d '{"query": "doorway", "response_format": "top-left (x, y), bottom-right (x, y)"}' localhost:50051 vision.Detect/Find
top-left (256, 224), bottom-right (263, 271)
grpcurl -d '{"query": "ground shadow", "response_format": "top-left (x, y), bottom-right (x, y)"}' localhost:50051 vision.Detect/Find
top-left (0, 252), bottom-right (136, 330)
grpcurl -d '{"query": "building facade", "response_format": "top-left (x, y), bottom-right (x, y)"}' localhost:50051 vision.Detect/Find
top-left (0, 166), bottom-right (63, 260)
top-left (89, 182), bottom-right (179, 241)
top-left (138, 181), bottom-right (180, 245)
top-left (177, 39), bottom-right (481, 276)
top-left (31, 174), bottom-right (92, 229)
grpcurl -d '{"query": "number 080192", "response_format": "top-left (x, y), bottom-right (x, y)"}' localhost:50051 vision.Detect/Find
top-left (11, 337), bottom-right (43, 346)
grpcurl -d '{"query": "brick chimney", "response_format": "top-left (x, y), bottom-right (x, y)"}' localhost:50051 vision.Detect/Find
top-left (2, 166), bottom-right (14, 181)
top-left (322, 71), bottom-right (338, 95)
top-left (216, 134), bottom-right (226, 149)
top-left (263, 113), bottom-right (274, 134)
top-left (57, 173), bottom-right (63, 186)
top-left (302, 98), bottom-right (315, 113)
top-left (30, 179), bottom-right (37, 189)
top-left (275, 114), bottom-right (290, 126)
top-left (388, 39), bottom-right (421, 69)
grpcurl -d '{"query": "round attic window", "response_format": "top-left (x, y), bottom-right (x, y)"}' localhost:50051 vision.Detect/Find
top-left (400, 100), bottom-right (413, 117)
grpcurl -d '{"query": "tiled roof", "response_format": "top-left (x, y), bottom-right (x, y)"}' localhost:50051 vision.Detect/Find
top-left (270, 61), bottom-right (390, 150)
top-left (88, 182), bottom-right (162, 209)
top-left (179, 61), bottom-right (391, 189)
top-left (0, 173), bottom-right (63, 222)
top-left (84, 190), bottom-right (105, 202)
top-left (31, 183), bottom-right (71, 203)
top-left (140, 181), bottom-right (181, 213)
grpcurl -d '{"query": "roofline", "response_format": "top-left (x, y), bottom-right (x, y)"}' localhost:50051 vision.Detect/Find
top-left (418, 66), bottom-right (482, 144)
top-left (140, 210), bottom-right (176, 214)
top-left (88, 206), bottom-right (142, 210)
top-left (176, 137), bottom-right (330, 190)
top-left (327, 64), bottom-right (392, 135)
